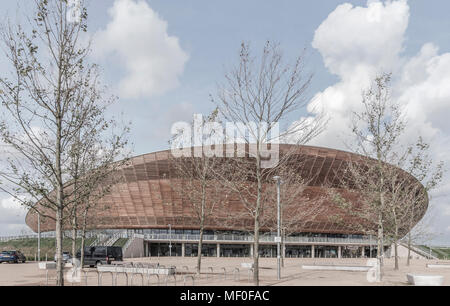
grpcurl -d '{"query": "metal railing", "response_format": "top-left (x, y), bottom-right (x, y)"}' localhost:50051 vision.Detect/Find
top-left (142, 233), bottom-right (377, 245)
top-left (0, 231), bottom-right (99, 243)
top-left (0, 231), bottom-right (387, 246)
top-left (103, 232), bottom-right (126, 247)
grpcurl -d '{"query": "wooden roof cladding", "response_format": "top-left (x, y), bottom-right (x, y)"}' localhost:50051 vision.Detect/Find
top-left (25, 144), bottom-right (427, 234)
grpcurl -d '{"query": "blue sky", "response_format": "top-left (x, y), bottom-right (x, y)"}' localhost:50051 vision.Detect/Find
top-left (1, 0), bottom-right (450, 245)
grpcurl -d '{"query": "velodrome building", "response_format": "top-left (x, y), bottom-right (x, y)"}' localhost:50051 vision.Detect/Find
top-left (25, 144), bottom-right (428, 259)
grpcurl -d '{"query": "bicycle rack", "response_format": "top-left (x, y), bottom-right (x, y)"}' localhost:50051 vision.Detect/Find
top-left (233, 268), bottom-right (240, 281)
top-left (165, 274), bottom-right (177, 286)
top-left (83, 269), bottom-right (99, 286)
top-left (247, 268), bottom-right (254, 282)
top-left (221, 267), bottom-right (227, 280)
top-left (131, 272), bottom-right (145, 286)
top-left (147, 273), bottom-right (160, 286)
top-left (206, 267), bottom-right (214, 280)
top-left (183, 275), bottom-right (195, 286)
top-left (114, 272), bottom-right (129, 286)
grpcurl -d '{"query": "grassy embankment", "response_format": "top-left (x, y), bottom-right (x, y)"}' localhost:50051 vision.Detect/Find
top-left (0, 237), bottom-right (95, 261)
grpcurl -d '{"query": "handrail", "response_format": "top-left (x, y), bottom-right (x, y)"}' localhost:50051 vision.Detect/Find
top-left (142, 233), bottom-right (379, 245)
top-left (398, 241), bottom-right (439, 260)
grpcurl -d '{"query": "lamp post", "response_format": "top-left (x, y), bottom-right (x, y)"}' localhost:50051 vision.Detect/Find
top-left (169, 224), bottom-right (172, 257)
top-left (273, 176), bottom-right (282, 280)
top-left (37, 212), bottom-right (41, 262)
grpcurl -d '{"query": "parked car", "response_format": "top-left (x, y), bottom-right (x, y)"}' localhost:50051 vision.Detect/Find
top-left (0, 250), bottom-right (26, 264)
top-left (76, 246), bottom-right (123, 267)
top-left (54, 251), bottom-right (71, 263)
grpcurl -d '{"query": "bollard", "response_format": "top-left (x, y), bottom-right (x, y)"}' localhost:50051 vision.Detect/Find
top-left (221, 267), bottom-right (227, 280)
top-left (233, 268), bottom-right (240, 281)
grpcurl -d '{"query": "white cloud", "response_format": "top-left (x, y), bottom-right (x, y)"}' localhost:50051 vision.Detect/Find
top-left (312, 0), bottom-right (408, 78)
top-left (443, 205), bottom-right (450, 217)
top-left (308, 0), bottom-right (411, 150)
top-left (0, 196), bottom-right (29, 236)
top-left (93, 0), bottom-right (189, 99)
top-left (307, 0), bottom-right (450, 243)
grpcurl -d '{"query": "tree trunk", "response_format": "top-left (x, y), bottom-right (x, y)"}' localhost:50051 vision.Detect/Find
top-left (71, 213), bottom-right (77, 263)
top-left (376, 211), bottom-right (383, 282)
top-left (253, 150), bottom-right (262, 286)
top-left (394, 222), bottom-right (399, 270)
top-left (394, 241), bottom-right (399, 270)
top-left (55, 206), bottom-right (64, 286)
top-left (407, 231), bottom-right (411, 266)
top-left (281, 229), bottom-right (285, 267)
top-left (80, 209), bottom-right (88, 268)
top-left (253, 225), bottom-right (260, 286)
top-left (197, 224), bottom-right (204, 275)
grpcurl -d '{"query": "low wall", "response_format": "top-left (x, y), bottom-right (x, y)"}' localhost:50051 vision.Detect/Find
top-left (123, 237), bottom-right (144, 258)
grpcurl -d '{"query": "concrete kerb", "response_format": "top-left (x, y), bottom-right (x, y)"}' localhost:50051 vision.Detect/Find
top-left (302, 264), bottom-right (373, 272)
top-left (427, 264), bottom-right (450, 269)
top-left (407, 274), bottom-right (444, 286)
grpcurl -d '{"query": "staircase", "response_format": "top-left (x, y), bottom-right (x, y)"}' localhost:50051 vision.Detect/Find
top-left (398, 241), bottom-right (439, 260)
top-left (104, 233), bottom-right (122, 247)
top-left (89, 234), bottom-right (109, 247)
top-left (122, 234), bottom-right (145, 258)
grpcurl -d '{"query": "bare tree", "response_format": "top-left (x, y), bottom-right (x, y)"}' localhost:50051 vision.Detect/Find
top-left (331, 73), bottom-right (443, 278)
top-left (385, 138), bottom-right (443, 267)
top-left (264, 155), bottom-right (327, 266)
top-left (0, 0), bottom-right (127, 285)
top-left (66, 121), bottom-right (129, 267)
top-left (170, 109), bottom-right (228, 274)
top-left (212, 41), bottom-right (325, 285)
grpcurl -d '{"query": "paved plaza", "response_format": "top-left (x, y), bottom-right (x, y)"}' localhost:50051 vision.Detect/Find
top-left (1, 257), bottom-right (450, 286)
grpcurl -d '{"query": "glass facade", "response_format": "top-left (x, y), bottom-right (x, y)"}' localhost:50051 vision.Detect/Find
top-left (184, 243), bottom-right (217, 257)
top-left (123, 228), bottom-right (380, 258)
top-left (314, 246), bottom-right (338, 258)
top-left (259, 245), bottom-right (277, 257)
top-left (220, 244), bottom-right (250, 257)
top-left (285, 245), bottom-right (312, 258)
top-left (148, 242), bottom-right (182, 257)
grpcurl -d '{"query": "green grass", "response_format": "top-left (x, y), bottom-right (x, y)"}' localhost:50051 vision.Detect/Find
top-left (419, 245), bottom-right (450, 260)
top-left (0, 237), bottom-right (95, 261)
top-left (113, 238), bottom-right (129, 248)
top-left (433, 248), bottom-right (450, 259)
